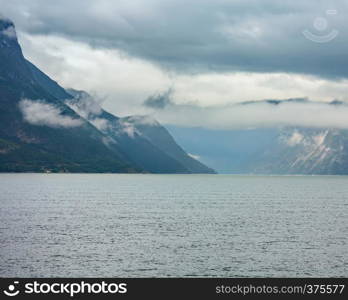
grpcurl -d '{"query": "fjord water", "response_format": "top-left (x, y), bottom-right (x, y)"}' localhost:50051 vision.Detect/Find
top-left (0, 174), bottom-right (347, 277)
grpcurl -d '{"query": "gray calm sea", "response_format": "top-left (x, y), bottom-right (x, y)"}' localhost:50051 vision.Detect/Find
top-left (0, 174), bottom-right (347, 277)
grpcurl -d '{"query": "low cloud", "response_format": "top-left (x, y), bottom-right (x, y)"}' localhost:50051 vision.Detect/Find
top-left (116, 120), bottom-right (139, 138)
top-left (125, 115), bottom-right (159, 127)
top-left (188, 153), bottom-right (200, 160)
top-left (285, 130), bottom-right (304, 146)
top-left (65, 91), bottom-right (112, 132)
top-left (149, 100), bottom-right (348, 130)
top-left (89, 118), bottom-right (110, 131)
top-left (0, 15), bottom-right (17, 40)
top-left (144, 89), bottom-right (174, 109)
top-left (19, 99), bottom-right (83, 128)
top-left (66, 90), bottom-right (104, 118)
top-left (1, 25), bottom-right (17, 39)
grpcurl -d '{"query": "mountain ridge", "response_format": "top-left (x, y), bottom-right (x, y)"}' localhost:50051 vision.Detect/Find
top-left (0, 18), bottom-right (215, 174)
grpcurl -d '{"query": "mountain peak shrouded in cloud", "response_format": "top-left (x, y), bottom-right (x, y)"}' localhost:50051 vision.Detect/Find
top-left (0, 15), bottom-right (13, 26)
top-left (239, 98), bottom-right (310, 106)
top-left (0, 16), bottom-right (18, 47)
top-left (0, 17), bottom-right (17, 40)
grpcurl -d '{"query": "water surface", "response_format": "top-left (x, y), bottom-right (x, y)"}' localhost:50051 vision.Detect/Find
top-left (0, 174), bottom-right (347, 277)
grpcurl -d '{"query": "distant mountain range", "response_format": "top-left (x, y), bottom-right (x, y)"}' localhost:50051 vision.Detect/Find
top-left (168, 124), bottom-right (348, 175)
top-left (250, 127), bottom-right (348, 175)
top-left (0, 18), bottom-right (215, 174)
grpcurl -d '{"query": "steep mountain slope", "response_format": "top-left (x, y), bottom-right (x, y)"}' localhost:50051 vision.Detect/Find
top-left (66, 90), bottom-right (216, 174)
top-left (0, 18), bottom-right (137, 172)
top-left (120, 116), bottom-right (216, 174)
top-left (0, 18), bottom-right (215, 173)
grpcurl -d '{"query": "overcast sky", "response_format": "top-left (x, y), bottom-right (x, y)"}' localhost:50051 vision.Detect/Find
top-left (1, 0), bottom-right (348, 129)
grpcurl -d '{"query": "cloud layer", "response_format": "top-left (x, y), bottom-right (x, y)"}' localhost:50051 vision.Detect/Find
top-left (2, 1), bottom-right (348, 131)
top-left (1, 0), bottom-right (348, 78)
top-left (18, 34), bottom-right (348, 113)
top-left (19, 99), bottom-right (83, 128)
top-left (148, 99), bottom-right (348, 130)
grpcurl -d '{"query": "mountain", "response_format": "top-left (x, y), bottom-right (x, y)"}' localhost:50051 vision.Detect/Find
top-left (2, 17), bottom-right (347, 175)
top-left (0, 18), bottom-right (215, 174)
top-left (250, 127), bottom-right (348, 175)
top-left (119, 115), bottom-right (215, 174)
top-left (66, 89), bottom-right (215, 174)
top-left (168, 122), bottom-right (348, 175)
top-left (0, 18), bottom-right (138, 173)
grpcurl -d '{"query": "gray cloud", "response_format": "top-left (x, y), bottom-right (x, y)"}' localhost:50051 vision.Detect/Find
top-left (4, 1), bottom-right (348, 132)
top-left (18, 33), bottom-right (348, 122)
top-left (19, 99), bottom-right (83, 128)
top-left (65, 91), bottom-right (112, 131)
top-left (148, 99), bottom-right (348, 130)
top-left (65, 90), bottom-right (104, 118)
top-left (143, 88), bottom-right (174, 109)
top-left (1, 0), bottom-right (348, 78)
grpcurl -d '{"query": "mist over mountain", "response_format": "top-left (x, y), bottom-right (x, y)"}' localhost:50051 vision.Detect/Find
top-left (144, 89), bottom-right (348, 130)
top-left (168, 125), bottom-right (348, 175)
top-left (2, 16), bottom-right (348, 175)
top-left (66, 89), bottom-right (215, 174)
top-left (0, 18), bottom-right (214, 174)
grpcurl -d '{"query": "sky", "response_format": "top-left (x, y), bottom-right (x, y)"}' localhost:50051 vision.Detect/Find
top-left (1, 0), bottom-right (348, 129)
